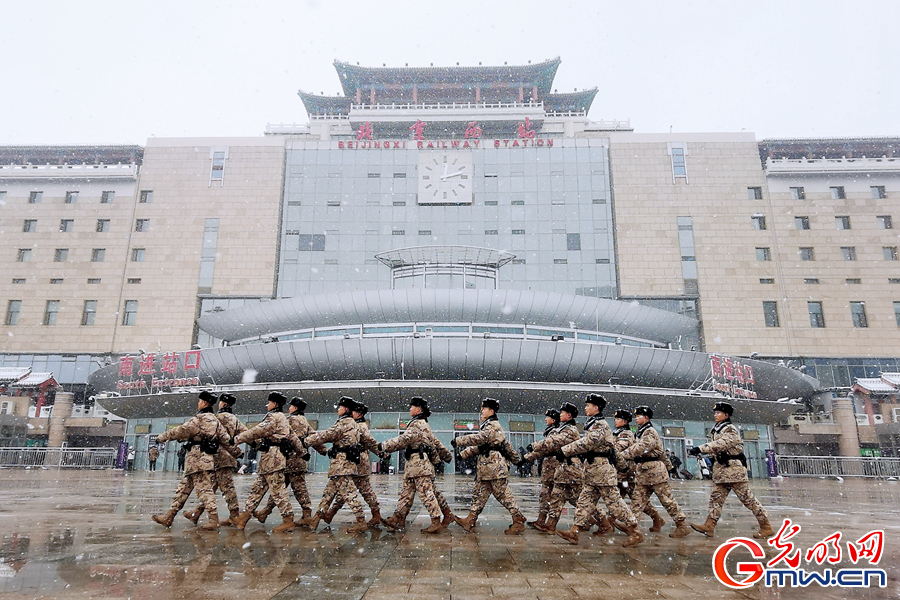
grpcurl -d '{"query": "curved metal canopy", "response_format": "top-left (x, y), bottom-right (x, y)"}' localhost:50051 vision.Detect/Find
top-left (374, 246), bottom-right (516, 269)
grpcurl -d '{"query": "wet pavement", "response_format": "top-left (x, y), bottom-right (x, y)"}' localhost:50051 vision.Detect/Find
top-left (0, 469), bottom-right (898, 599)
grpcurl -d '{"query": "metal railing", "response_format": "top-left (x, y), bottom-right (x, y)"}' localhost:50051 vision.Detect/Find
top-left (777, 455), bottom-right (900, 479)
top-left (0, 447), bottom-right (118, 469)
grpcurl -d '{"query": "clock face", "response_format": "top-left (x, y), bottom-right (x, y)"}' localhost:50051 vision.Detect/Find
top-left (417, 152), bottom-right (473, 205)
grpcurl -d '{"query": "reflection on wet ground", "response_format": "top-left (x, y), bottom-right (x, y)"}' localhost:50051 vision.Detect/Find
top-left (0, 470), bottom-right (897, 599)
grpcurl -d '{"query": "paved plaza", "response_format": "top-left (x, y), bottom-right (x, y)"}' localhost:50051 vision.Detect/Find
top-left (0, 469), bottom-right (897, 600)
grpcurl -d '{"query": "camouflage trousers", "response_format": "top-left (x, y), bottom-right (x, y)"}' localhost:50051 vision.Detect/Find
top-left (618, 478), bottom-right (663, 522)
top-left (168, 469), bottom-right (216, 514)
top-left (395, 475), bottom-right (442, 520)
top-left (328, 474), bottom-right (380, 514)
top-left (470, 478), bottom-right (522, 517)
top-left (244, 470), bottom-right (293, 518)
top-left (547, 481), bottom-right (582, 520)
top-left (707, 482), bottom-right (768, 523)
top-left (631, 482), bottom-right (685, 522)
top-left (316, 475), bottom-right (365, 519)
top-left (537, 480), bottom-right (555, 516)
top-left (184, 467), bottom-right (240, 516)
top-left (262, 471), bottom-right (311, 514)
top-left (575, 483), bottom-right (636, 528)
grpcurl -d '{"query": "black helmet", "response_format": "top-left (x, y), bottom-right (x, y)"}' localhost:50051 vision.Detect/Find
top-left (198, 390), bottom-right (217, 404)
top-left (481, 398), bottom-right (500, 412)
top-left (614, 409), bottom-right (632, 422)
top-left (267, 392), bottom-right (287, 407)
top-left (713, 401), bottom-right (734, 416)
top-left (545, 408), bottom-right (561, 422)
top-left (560, 402), bottom-right (579, 418)
top-left (289, 396), bottom-right (307, 413)
top-left (218, 392), bottom-right (236, 406)
top-left (409, 396), bottom-right (431, 418)
top-left (354, 402), bottom-right (369, 416)
top-left (338, 396), bottom-right (357, 412)
top-left (586, 393), bottom-right (607, 411)
top-left (633, 405), bottom-right (653, 419)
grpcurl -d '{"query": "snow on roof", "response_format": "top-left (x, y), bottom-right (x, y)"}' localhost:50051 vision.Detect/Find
top-left (0, 367), bottom-right (31, 384)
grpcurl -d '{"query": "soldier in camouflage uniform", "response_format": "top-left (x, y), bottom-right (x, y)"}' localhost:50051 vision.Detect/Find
top-left (612, 409), bottom-right (666, 533)
top-left (690, 402), bottom-right (775, 539)
top-left (523, 402), bottom-right (583, 533)
top-left (182, 392), bottom-right (249, 527)
top-left (528, 408), bottom-right (560, 529)
top-left (556, 394), bottom-right (644, 547)
top-left (302, 396), bottom-right (369, 533)
top-left (452, 398), bottom-right (527, 535)
top-left (379, 397), bottom-right (448, 534)
top-left (232, 392), bottom-right (303, 533)
top-left (619, 406), bottom-right (691, 538)
top-left (151, 390), bottom-right (237, 530)
top-left (255, 397), bottom-right (314, 526)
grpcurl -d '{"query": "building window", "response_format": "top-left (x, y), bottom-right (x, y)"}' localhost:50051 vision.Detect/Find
top-left (392, 201), bottom-right (406, 206)
top-left (511, 200), bottom-right (525, 206)
top-left (804, 278), bottom-right (820, 284)
top-left (101, 191), bottom-right (115, 204)
top-left (5, 300), bottom-right (21, 326)
top-left (553, 258), bottom-right (568, 264)
top-left (59, 219), bottom-right (74, 232)
top-left (747, 187), bottom-right (762, 200)
top-left (139, 190), bottom-right (153, 203)
top-left (850, 301), bottom-right (868, 328)
top-left (54, 248), bottom-right (69, 262)
top-left (87, 278), bottom-right (101, 284)
top-left (131, 248), bottom-right (145, 262)
top-left (122, 300), bottom-right (138, 326)
top-left (756, 247), bottom-right (771, 261)
top-left (884, 246), bottom-right (899, 261)
top-left (49, 278), bottom-right (63, 284)
top-left (877, 215), bottom-right (893, 229)
top-left (135, 219), bottom-right (149, 232)
top-left (23, 219), bottom-right (37, 233)
top-left (790, 187), bottom-right (805, 200)
top-left (670, 146), bottom-right (686, 177)
top-left (512, 229), bottom-right (525, 235)
top-left (835, 216), bottom-right (851, 230)
top-left (795, 216), bottom-right (810, 230)
top-left (127, 278), bottom-right (141, 284)
top-left (894, 302), bottom-right (900, 327)
top-left (326, 201), bottom-right (341, 207)
top-left (841, 246), bottom-right (857, 261)
top-left (512, 259), bottom-right (526, 264)
top-left (808, 302), bottom-right (825, 328)
top-left (12, 278), bottom-right (25, 284)
top-left (418, 230), bottom-right (431, 236)
top-left (91, 248), bottom-right (106, 262)
top-left (759, 278), bottom-right (775, 284)
top-left (751, 216), bottom-right (767, 230)
top-left (763, 301), bottom-right (780, 327)
top-left (596, 258), bottom-right (610, 264)
top-left (43, 300), bottom-right (59, 326)
top-left (393, 173), bottom-right (407, 178)
top-left (16, 249), bottom-right (32, 262)
top-left (567, 233), bottom-right (581, 250)
top-left (65, 191), bottom-right (79, 204)
top-left (96, 219), bottom-right (110, 233)
top-left (846, 278), bottom-right (862, 284)
top-left (484, 230), bottom-right (498, 235)
top-left (799, 247), bottom-right (815, 261)
top-left (28, 191), bottom-right (43, 204)
top-left (367, 173), bottom-right (380, 178)
top-left (871, 186), bottom-right (886, 199)
top-left (484, 200), bottom-right (498, 206)
top-left (81, 300), bottom-right (97, 326)
top-left (298, 234), bottom-right (325, 251)
top-left (210, 151), bottom-right (226, 181)
top-left (830, 186), bottom-right (846, 199)
top-left (891, 278), bottom-right (900, 284)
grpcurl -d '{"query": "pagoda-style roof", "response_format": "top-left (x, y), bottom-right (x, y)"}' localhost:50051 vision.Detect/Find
top-left (544, 88), bottom-right (598, 114)
top-left (297, 91), bottom-right (352, 116)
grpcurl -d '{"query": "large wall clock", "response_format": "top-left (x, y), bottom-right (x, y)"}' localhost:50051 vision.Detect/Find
top-left (417, 152), bottom-right (473, 205)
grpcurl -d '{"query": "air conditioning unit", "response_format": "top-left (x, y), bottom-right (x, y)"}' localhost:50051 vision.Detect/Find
top-left (812, 413), bottom-right (834, 424)
top-left (892, 407), bottom-right (900, 423)
top-left (872, 414), bottom-right (884, 425)
top-left (788, 414), bottom-right (810, 426)
top-left (856, 414), bottom-right (869, 426)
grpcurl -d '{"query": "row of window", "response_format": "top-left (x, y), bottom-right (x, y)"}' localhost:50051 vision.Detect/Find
top-left (751, 215), bottom-right (893, 230)
top-left (762, 300), bottom-right (900, 329)
top-left (756, 246), bottom-right (898, 261)
top-left (17, 219), bottom-right (150, 233)
top-left (749, 185), bottom-right (888, 200)
top-left (16, 190), bottom-right (152, 204)
top-left (12, 278), bottom-right (141, 285)
top-left (761, 277), bottom-right (900, 285)
top-left (294, 232), bottom-right (586, 251)
top-left (5, 300), bottom-right (138, 327)
top-left (16, 248), bottom-right (145, 263)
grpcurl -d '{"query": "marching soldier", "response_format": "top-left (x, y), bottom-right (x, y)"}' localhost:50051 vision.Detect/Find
top-left (254, 396), bottom-right (314, 526)
top-left (232, 392), bottom-right (302, 533)
top-left (528, 408), bottom-right (560, 529)
top-left (523, 402), bottom-right (583, 533)
top-left (689, 402), bottom-right (775, 539)
top-left (151, 390), bottom-right (237, 530)
top-left (555, 394), bottom-right (643, 547)
top-left (379, 397), bottom-right (448, 534)
top-left (619, 406), bottom-right (691, 538)
top-left (612, 409), bottom-right (666, 533)
top-left (452, 398), bottom-right (527, 535)
top-left (302, 396), bottom-right (369, 533)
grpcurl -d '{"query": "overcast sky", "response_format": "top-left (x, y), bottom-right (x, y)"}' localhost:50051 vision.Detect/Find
top-left (2, 0), bottom-right (897, 146)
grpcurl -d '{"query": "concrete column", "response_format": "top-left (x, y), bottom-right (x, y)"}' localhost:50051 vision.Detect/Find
top-left (48, 391), bottom-right (73, 448)
top-left (833, 398), bottom-right (860, 457)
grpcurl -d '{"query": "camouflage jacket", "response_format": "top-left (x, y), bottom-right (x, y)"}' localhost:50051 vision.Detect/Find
top-left (455, 416), bottom-right (517, 481)
top-left (148, 446), bottom-right (159, 461)
top-left (381, 416), bottom-right (437, 479)
top-left (613, 425), bottom-right (637, 483)
top-left (213, 409), bottom-right (248, 470)
top-left (157, 409), bottom-right (233, 476)
top-left (539, 424), bottom-right (560, 485)
top-left (354, 419), bottom-right (380, 477)
top-left (304, 414), bottom-right (360, 477)
top-left (285, 414), bottom-right (314, 474)
top-left (619, 422), bottom-right (668, 485)
top-left (234, 410), bottom-right (298, 475)
top-left (524, 421), bottom-right (582, 484)
top-left (429, 439), bottom-right (453, 466)
top-left (699, 420), bottom-right (748, 484)
top-left (561, 415), bottom-right (617, 486)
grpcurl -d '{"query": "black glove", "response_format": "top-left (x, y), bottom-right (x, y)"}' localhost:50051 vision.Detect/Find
top-left (450, 438), bottom-right (458, 448)
top-left (526, 443), bottom-right (533, 453)
top-left (555, 450), bottom-right (566, 461)
top-left (302, 452), bottom-right (311, 461)
top-left (688, 446), bottom-right (702, 456)
top-left (377, 442), bottom-right (383, 453)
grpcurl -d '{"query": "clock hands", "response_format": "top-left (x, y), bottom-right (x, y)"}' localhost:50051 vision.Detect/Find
top-left (440, 169), bottom-right (465, 180)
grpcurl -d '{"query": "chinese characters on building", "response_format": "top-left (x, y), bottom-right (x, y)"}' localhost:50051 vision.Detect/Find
top-left (117, 350), bottom-right (202, 391)
top-left (710, 355), bottom-right (757, 399)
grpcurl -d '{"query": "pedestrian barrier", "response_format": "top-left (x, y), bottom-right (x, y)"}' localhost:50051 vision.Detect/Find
top-left (776, 455), bottom-right (900, 479)
top-left (0, 447), bottom-right (118, 469)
